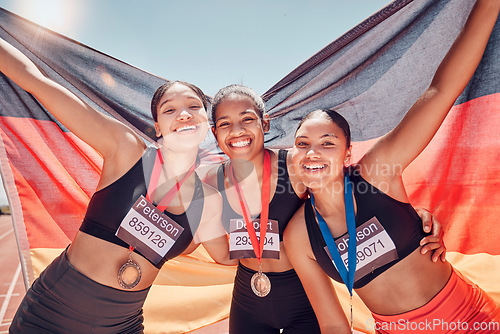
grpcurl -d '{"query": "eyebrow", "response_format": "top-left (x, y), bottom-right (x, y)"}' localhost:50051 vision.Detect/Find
top-left (158, 96), bottom-right (200, 110)
top-left (215, 109), bottom-right (257, 123)
top-left (296, 134), bottom-right (338, 139)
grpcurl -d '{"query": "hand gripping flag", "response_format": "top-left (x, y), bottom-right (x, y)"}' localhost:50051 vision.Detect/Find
top-left (0, 0), bottom-right (498, 333)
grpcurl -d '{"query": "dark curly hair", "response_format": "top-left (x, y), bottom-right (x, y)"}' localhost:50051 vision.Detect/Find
top-left (211, 84), bottom-right (265, 124)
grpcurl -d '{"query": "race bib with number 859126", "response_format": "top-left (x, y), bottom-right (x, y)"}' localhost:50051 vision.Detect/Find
top-left (116, 195), bottom-right (184, 265)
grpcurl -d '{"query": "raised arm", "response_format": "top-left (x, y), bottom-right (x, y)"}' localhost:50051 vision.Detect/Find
top-left (0, 38), bottom-right (144, 164)
top-left (362, 0), bottom-right (500, 173)
top-left (284, 207), bottom-right (351, 333)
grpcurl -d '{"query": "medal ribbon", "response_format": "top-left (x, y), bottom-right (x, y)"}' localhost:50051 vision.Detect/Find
top-left (118, 148), bottom-right (195, 289)
top-left (146, 148), bottom-right (196, 212)
top-left (228, 150), bottom-right (271, 262)
top-left (126, 149), bottom-right (195, 251)
top-left (310, 173), bottom-right (357, 296)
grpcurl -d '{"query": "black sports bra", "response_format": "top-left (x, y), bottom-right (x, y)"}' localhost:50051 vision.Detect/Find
top-left (304, 167), bottom-right (428, 288)
top-left (80, 147), bottom-right (204, 269)
top-left (216, 149), bottom-right (304, 241)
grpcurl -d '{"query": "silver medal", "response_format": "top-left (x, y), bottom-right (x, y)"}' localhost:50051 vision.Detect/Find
top-left (251, 270), bottom-right (271, 297)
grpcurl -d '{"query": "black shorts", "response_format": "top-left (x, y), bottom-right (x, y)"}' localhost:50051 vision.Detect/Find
top-left (9, 249), bottom-right (150, 334)
top-left (229, 262), bottom-right (320, 334)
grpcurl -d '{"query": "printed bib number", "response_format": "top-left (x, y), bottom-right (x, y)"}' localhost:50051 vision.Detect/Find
top-left (229, 218), bottom-right (279, 259)
top-left (116, 195), bottom-right (184, 265)
top-left (325, 217), bottom-right (398, 282)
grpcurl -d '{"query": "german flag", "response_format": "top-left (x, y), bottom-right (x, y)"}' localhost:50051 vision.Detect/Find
top-left (0, 0), bottom-right (498, 333)
top-left (0, 6), bottom-right (232, 334)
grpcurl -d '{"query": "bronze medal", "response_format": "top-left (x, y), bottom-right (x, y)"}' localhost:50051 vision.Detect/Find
top-left (251, 269), bottom-right (271, 297)
top-left (115, 149), bottom-right (196, 289)
top-left (229, 151), bottom-right (273, 297)
top-left (117, 252), bottom-right (142, 289)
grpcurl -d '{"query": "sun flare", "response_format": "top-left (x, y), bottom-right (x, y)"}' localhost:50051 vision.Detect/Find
top-left (12, 0), bottom-right (82, 34)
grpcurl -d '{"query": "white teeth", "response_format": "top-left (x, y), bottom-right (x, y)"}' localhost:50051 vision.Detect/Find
top-left (176, 125), bottom-right (197, 132)
top-left (303, 164), bottom-right (326, 170)
top-left (231, 139), bottom-right (251, 148)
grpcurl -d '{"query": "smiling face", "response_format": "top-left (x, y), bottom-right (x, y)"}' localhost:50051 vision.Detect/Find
top-left (212, 94), bottom-right (269, 162)
top-left (154, 82), bottom-right (209, 151)
top-left (292, 113), bottom-right (351, 190)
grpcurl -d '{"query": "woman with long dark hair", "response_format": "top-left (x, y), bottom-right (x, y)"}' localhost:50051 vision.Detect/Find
top-left (285, 1), bottom-right (500, 332)
top-left (0, 39), bottom-right (231, 333)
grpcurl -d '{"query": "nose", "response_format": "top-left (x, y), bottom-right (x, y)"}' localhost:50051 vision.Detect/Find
top-left (229, 123), bottom-right (245, 136)
top-left (306, 148), bottom-right (320, 158)
top-left (177, 109), bottom-right (193, 120)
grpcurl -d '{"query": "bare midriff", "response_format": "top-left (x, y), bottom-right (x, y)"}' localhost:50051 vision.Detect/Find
top-left (66, 231), bottom-right (159, 291)
top-left (356, 248), bottom-right (452, 316)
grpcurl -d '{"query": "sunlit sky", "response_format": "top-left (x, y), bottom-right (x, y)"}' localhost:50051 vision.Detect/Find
top-left (0, 0), bottom-right (391, 96)
top-left (0, 0), bottom-right (391, 204)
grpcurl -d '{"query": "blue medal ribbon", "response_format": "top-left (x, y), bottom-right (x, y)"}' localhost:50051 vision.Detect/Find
top-left (310, 173), bottom-right (357, 295)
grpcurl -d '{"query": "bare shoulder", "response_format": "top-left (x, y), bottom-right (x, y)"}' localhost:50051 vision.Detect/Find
top-left (195, 182), bottom-right (226, 244)
top-left (97, 137), bottom-right (146, 190)
top-left (112, 134), bottom-right (147, 166)
top-left (284, 204), bottom-right (307, 242)
top-left (202, 182), bottom-right (222, 201)
top-left (202, 164), bottom-right (221, 188)
top-left (284, 204), bottom-right (317, 263)
top-left (200, 182), bottom-right (222, 217)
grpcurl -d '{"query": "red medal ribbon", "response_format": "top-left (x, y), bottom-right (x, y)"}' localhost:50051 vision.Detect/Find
top-left (146, 148), bottom-right (196, 212)
top-left (228, 150), bottom-right (271, 262)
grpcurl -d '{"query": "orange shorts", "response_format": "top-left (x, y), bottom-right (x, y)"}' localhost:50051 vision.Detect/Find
top-left (371, 268), bottom-right (500, 333)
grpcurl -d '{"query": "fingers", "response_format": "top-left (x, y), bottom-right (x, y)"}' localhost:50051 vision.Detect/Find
top-left (420, 237), bottom-right (447, 262)
top-left (432, 245), bottom-right (446, 263)
top-left (415, 206), bottom-right (444, 240)
top-left (427, 211), bottom-right (447, 261)
top-left (420, 234), bottom-right (440, 246)
top-left (440, 248), bottom-right (447, 262)
top-left (419, 238), bottom-right (439, 251)
top-left (420, 242), bottom-right (445, 262)
top-left (416, 207), bottom-right (447, 262)
top-left (415, 207), bottom-right (432, 233)
top-left (430, 215), bottom-right (443, 238)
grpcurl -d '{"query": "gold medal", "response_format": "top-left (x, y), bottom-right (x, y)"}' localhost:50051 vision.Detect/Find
top-left (251, 266), bottom-right (271, 297)
top-left (117, 250), bottom-right (142, 289)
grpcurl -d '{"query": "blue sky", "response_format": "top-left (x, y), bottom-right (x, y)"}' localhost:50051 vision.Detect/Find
top-left (0, 0), bottom-right (390, 205)
top-left (0, 0), bottom-right (390, 95)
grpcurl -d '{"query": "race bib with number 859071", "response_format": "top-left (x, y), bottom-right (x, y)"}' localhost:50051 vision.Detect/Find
top-left (325, 216), bottom-right (398, 282)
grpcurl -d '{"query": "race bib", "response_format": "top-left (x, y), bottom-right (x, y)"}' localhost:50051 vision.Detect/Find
top-left (325, 216), bottom-right (398, 282)
top-left (229, 218), bottom-right (280, 260)
top-left (116, 195), bottom-right (184, 265)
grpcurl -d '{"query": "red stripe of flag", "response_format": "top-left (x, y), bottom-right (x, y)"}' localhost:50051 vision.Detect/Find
top-left (350, 94), bottom-right (500, 255)
top-left (0, 116), bottom-right (101, 248)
